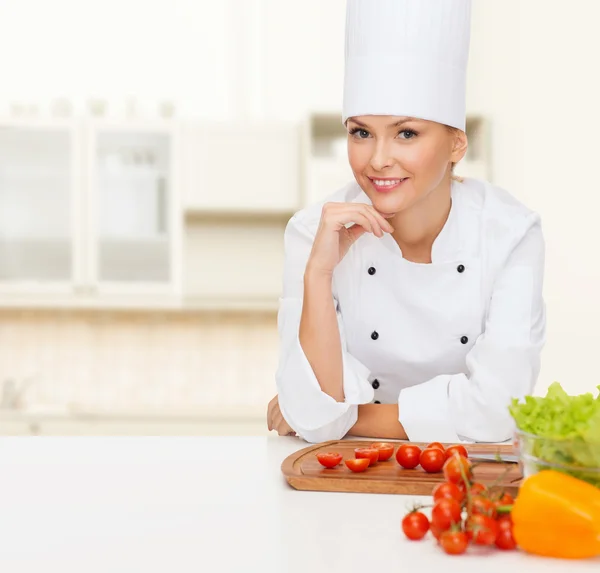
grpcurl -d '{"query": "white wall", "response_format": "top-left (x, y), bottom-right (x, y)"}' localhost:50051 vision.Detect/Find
top-left (518, 1), bottom-right (600, 396)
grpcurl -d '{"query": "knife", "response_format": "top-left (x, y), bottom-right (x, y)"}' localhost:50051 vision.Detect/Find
top-left (468, 453), bottom-right (519, 464)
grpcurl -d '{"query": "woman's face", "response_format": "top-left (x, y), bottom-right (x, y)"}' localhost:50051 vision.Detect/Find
top-left (346, 115), bottom-right (467, 215)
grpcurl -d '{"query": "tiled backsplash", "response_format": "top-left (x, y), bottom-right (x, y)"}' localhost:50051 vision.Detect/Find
top-left (0, 310), bottom-right (279, 413)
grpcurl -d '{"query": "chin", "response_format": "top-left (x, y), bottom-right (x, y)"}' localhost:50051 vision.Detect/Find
top-left (367, 190), bottom-right (414, 216)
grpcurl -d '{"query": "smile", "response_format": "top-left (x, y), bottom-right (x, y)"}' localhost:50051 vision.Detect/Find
top-left (369, 177), bottom-right (408, 193)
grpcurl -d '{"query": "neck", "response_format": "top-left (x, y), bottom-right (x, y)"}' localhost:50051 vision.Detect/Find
top-left (389, 178), bottom-right (452, 257)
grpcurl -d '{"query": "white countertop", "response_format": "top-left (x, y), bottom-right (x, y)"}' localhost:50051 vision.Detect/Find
top-left (0, 436), bottom-right (597, 572)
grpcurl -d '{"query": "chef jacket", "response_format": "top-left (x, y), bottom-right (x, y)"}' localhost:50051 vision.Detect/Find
top-left (275, 177), bottom-right (546, 444)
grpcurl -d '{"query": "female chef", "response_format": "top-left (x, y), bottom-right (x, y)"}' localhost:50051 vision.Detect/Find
top-left (267, 0), bottom-right (546, 443)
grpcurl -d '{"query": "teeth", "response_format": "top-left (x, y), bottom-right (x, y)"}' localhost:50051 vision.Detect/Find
top-left (373, 178), bottom-right (404, 186)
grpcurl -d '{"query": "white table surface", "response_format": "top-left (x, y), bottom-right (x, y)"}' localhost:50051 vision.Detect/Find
top-left (0, 436), bottom-right (597, 573)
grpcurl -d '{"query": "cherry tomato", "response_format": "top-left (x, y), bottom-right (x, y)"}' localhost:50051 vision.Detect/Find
top-left (432, 482), bottom-right (464, 504)
top-left (445, 444), bottom-right (468, 459)
top-left (495, 517), bottom-right (517, 550)
top-left (439, 530), bottom-right (468, 555)
top-left (443, 453), bottom-right (472, 484)
top-left (396, 444), bottom-right (422, 469)
top-left (470, 495), bottom-right (497, 519)
top-left (495, 492), bottom-right (514, 505)
top-left (427, 442), bottom-right (445, 452)
top-left (469, 482), bottom-right (488, 497)
top-left (354, 448), bottom-right (379, 466)
top-left (420, 448), bottom-right (446, 473)
top-left (494, 498), bottom-right (514, 513)
top-left (431, 498), bottom-right (462, 531)
top-left (371, 442), bottom-right (395, 462)
top-left (401, 511), bottom-right (430, 541)
top-left (466, 514), bottom-right (498, 546)
top-left (316, 452), bottom-right (343, 469)
top-left (431, 525), bottom-right (443, 541)
top-left (345, 458), bottom-right (370, 472)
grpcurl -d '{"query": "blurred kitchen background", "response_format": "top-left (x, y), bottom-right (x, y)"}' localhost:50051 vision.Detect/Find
top-left (0, 0), bottom-right (598, 436)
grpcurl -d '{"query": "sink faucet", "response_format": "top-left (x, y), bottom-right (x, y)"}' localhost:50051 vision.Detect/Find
top-left (0, 374), bottom-right (36, 410)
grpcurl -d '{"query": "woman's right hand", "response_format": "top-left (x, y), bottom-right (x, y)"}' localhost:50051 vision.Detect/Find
top-left (306, 202), bottom-right (395, 277)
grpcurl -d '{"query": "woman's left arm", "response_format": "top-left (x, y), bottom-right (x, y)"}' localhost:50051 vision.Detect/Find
top-left (397, 212), bottom-right (546, 443)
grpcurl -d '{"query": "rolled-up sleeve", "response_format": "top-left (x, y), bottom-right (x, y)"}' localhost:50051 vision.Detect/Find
top-left (398, 213), bottom-right (546, 443)
top-left (276, 215), bottom-right (374, 443)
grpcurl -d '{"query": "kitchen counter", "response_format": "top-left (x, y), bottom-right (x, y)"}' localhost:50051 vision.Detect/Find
top-left (0, 436), bottom-right (597, 572)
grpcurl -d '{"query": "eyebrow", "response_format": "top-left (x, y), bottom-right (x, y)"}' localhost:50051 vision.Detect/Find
top-left (347, 117), bottom-right (417, 129)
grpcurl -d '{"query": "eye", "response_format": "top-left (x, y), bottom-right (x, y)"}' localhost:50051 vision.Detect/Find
top-left (398, 129), bottom-right (418, 140)
top-left (349, 128), bottom-right (370, 139)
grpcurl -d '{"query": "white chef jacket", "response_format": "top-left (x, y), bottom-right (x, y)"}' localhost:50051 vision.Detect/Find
top-left (275, 177), bottom-right (546, 444)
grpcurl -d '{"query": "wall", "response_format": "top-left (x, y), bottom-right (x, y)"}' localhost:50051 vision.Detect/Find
top-left (519, 1), bottom-right (600, 395)
top-left (0, 309), bottom-right (277, 414)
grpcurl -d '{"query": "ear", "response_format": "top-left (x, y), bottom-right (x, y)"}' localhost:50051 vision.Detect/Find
top-left (450, 129), bottom-right (468, 163)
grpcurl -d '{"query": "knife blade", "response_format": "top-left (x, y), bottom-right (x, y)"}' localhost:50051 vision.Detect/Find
top-left (468, 453), bottom-right (519, 464)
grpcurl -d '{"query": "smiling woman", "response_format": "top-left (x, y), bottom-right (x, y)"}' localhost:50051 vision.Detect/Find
top-left (268, 0), bottom-right (546, 445)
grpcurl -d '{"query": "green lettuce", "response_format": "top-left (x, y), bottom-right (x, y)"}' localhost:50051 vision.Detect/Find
top-left (509, 382), bottom-right (600, 485)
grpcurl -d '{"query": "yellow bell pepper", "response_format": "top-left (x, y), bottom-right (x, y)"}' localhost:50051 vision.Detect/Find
top-left (512, 469), bottom-right (600, 559)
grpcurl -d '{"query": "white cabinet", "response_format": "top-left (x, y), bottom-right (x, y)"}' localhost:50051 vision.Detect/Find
top-left (303, 113), bottom-right (354, 206)
top-left (182, 121), bottom-right (300, 213)
top-left (183, 216), bottom-right (286, 307)
top-left (0, 120), bottom-right (81, 292)
top-left (0, 119), bottom-right (181, 307)
top-left (86, 122), bottom-right (181, 297)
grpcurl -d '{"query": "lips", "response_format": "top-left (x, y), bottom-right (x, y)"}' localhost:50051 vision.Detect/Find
top-left (369, 177), bottom-right (408, 193)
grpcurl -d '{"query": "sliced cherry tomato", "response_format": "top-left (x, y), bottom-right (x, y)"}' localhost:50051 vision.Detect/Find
top-left (345, 458), bottom-right (370, 472)
top-left (469, 482), bottom-right (488, 496)
top-left (420, 447), bottom-right (446, 473)
top-left (431, 498), bottom-right (462, 531)
top-left (354, 448), bottom-right (379, 466)
top-left (427, 442), bottom-right (445, 452)
top-left (495, 516), bottom-right (517, 550)
top-left (371, 442), bottom-right (395, 462)
top-left (443, 453), bottom-right (472, 484)
top-left (401, 511), bottom-right (430, 540)
top-left (316, 452), bottom-right (343, 468)
top-left (439, 530), bottom-right (468, 555)
top-left (396, 444), bottom-right (421, 469)
top-left (470, 495), bottom-right (497, 519)
top-left (445, 444), bottom-right (468, 459)
top-left (432, 481), bottom-right (464, 504)
top-left (466, 514), bottom-right (498, 546)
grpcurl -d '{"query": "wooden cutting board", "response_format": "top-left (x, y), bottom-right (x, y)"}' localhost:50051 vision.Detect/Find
top-left (282, 440), bottom-right (522, 496)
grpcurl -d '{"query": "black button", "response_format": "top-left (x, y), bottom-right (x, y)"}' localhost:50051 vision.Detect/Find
top-left (460, 336), bottom-right (469, 344)
top-left (368, 266), bottom-right (376, 275)
top-left (374, 400), bottom-right (381, 404)
top-left (371, 331), bottom-right (379, 340)
top-left (457, 264), bottom-right (465, 273)
top-left (372, 379), bottom-right (380, 389)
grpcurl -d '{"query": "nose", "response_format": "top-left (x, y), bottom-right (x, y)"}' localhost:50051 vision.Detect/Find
top-left (369, 139), bottom-right (394, 172)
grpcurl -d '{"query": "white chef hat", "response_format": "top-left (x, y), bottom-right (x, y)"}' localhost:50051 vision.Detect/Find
top-left (342, 0), bottom-right (472, 131)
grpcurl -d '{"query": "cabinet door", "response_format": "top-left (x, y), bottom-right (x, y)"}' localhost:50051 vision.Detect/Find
top-left (182, 122), bottom-right (300, 213)
top-left (0, 122), bottom-right (80, 291)
top-left (87, 124), bottom-right (180, 295)
top-left (305, 158), bottom-right (354, 206)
